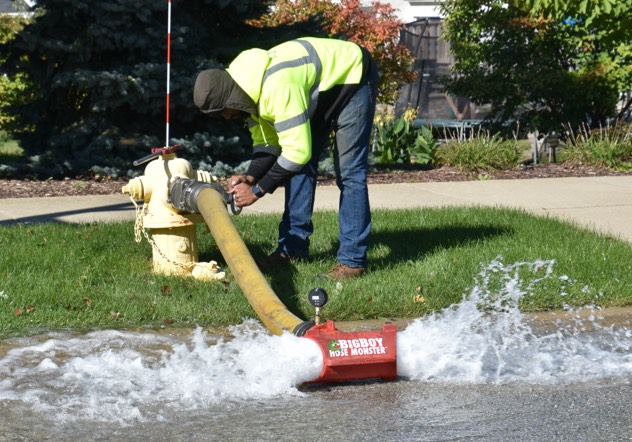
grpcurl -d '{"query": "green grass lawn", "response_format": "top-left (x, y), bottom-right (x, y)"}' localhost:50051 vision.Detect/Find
top-left (0, 135), bottom-right (23, 164)
top-left (1, 206), bottom-right (631, 337)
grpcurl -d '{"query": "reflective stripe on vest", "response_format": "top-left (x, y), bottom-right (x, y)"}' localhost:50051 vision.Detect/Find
top-left (253, 143), bottom-right (281, 156)
top-left (262, 39), bottom-right (322, 134)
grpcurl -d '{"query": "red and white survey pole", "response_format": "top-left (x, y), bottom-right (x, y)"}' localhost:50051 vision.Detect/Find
top-left (165, 0), bottom-right (172, 148)
top-left (133, 0), bottom-right (179, 167)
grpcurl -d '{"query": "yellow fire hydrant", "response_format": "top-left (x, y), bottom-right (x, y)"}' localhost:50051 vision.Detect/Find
top-left (122, 148), bottom-right (225, 281)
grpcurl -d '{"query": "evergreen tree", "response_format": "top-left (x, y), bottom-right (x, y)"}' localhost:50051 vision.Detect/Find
top-left (0, 0), bottom-right (315, 177)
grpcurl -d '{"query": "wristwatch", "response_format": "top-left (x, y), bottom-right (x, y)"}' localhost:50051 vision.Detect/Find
top-left (252, 184), bottom-right (265, 198)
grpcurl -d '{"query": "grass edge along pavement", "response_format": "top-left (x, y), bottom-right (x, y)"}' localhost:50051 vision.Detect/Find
top-left (1, 206), bottom-right (631, 338)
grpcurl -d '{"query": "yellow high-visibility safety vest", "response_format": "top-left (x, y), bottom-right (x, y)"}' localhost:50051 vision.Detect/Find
top-left (226, 37), bottom-right (364, 171)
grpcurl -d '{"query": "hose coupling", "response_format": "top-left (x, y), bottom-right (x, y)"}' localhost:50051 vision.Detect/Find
top-left (169, 177), bottom-right (231, 213)
top-left (292, 320), bottom-right (316, 337)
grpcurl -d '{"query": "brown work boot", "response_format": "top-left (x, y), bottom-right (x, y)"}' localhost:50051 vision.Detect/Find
top-left (257, 251), bottom-right (303, 269)
top-left (324, 262), bottom-right (366, 280)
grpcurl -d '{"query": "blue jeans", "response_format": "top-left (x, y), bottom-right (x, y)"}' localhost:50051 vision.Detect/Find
top-left (276, 68), bottom-right (379, 268)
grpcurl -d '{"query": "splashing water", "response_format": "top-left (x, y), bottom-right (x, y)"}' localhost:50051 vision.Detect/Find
top-left (0, 321), bottom-right (323, 424)
top-left (1, 257), bottom-right (632, 425)
top-left (397, 257), bottom-right (632, 383)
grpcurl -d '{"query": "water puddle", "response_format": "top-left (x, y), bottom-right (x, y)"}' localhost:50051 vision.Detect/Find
top-left (2, 257), bottom-right (632, 439)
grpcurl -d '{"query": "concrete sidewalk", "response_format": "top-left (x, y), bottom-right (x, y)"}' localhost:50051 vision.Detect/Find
top-left (1, 176), bottom-right (631, 243)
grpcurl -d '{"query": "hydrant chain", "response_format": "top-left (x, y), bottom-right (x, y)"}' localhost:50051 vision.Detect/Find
top-left (130, 196), bottom-right (148, 244)
top-left (130, 195), bottom-right (195, 270)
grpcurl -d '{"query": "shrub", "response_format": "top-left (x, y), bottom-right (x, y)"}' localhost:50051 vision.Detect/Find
top-left (373, 108), bottom-right (437, 166)
top-left (0, 14), bottom-right (31, 133)
top-left (436, 130), bottom-right (524, 172)
top-left (561, 121), bottom-right (632, 171)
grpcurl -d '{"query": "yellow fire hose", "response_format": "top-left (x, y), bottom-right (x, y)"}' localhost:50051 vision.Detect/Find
top-left (173, 180), bottom-right (310, 336)
top-left (168, 178), bottom-right (398, 383)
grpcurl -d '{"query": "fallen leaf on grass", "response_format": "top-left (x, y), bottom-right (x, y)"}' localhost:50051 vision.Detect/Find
top-left (413, 295), bottom-right (425, 303)
top-left (161, 285), bottom-right (173, 296)
top-left (14, 305), bottom-right (35, 315)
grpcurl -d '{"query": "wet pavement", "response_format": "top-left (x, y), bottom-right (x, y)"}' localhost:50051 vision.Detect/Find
top-left (1, 379), bottom-right (631, 441)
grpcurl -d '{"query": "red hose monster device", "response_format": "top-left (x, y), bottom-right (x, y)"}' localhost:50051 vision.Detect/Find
top-left (301, 288), bottom-right (397, 383)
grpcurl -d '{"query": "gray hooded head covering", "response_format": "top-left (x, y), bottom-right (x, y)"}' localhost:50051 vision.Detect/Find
top-left (193, 69), bottom-right (256, 118)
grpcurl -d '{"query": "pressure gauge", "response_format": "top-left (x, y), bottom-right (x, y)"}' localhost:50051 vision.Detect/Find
top-left (308, 288), bottom-right (328, 308)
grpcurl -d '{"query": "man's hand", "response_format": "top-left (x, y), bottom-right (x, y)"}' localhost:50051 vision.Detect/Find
top-left (229, 182), bottom-right (259, 208)
top-left (227, 175), bottom-right (255, 192)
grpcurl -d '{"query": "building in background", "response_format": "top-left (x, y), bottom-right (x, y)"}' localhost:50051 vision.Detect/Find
top-left (378, 0), bottom-right (485, 123)
top-left (0, 0), bottom-right (34, 15)
top-left (382, 0), bottom-right (442, 22)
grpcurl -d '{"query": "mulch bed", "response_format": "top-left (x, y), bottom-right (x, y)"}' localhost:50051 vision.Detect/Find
top-left (1, 163), bottom-right (630, 199)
